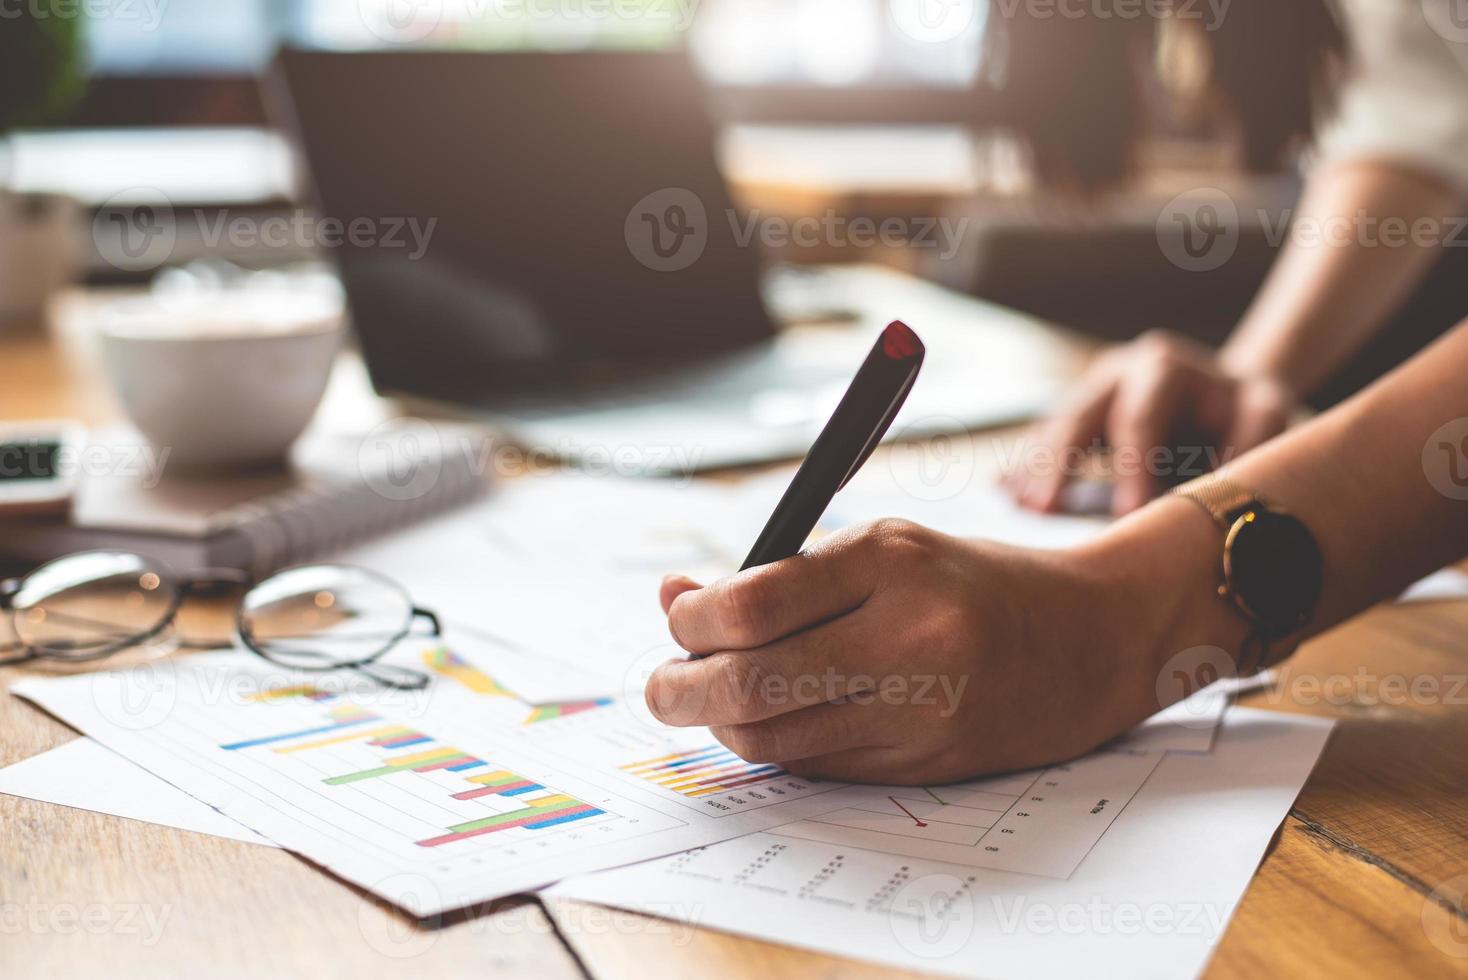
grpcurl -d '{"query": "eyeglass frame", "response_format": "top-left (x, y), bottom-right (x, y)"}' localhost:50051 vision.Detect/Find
top-left (0, 553), bottom-right (441, 690)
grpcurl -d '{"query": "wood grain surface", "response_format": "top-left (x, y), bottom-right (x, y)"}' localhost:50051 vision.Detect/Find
top-left (3, 292), bottom-right (1467, 978)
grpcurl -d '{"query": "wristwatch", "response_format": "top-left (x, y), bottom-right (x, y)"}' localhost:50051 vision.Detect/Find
top-left (1172, 475), bottom-right (1324, 675)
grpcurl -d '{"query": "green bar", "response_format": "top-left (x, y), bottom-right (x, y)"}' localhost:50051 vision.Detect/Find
top-left (447, 800), bottom-right (580, 834)
top-left (324, 748), bottom-right (462, 785)
top-left (325, 764), bottom-right (402, 785)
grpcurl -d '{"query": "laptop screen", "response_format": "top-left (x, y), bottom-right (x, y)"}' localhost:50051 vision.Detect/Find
top-left (268, 48), bottom-right (776, 405)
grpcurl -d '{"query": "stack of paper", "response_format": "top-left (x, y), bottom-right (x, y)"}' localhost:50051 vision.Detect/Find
top-left (0, 474), bottom-right (1337, 978)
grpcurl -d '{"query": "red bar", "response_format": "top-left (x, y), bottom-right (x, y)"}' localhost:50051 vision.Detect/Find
top-left (451, 779), bottom-right (537, 800)
top-left (412, 755), bottom-right (479, 773)
top-left (416, 804), bottom-right (599, 847)
top-left (690, 771), bottom-right (788, 797)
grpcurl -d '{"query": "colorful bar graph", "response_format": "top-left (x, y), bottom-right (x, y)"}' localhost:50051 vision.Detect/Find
top-left (220, 696), bottom-right (616, 851)
top-left (523, 699), bottom-right (614, 725)
top-left (368, 727), bottom-right (433, 750)
top-left (621, 745), bottom-right (792, 798)
top-left (246, 685), bottom-right (336, 704)
top-left (422, 648), bottom-right (514, 697)
top-left (220, 706), bottom-right (379, 751)
top-left (273, 723), bottom-right (407, 755)
top-left (451, 769), bottom-right (547, 800)
top-left (323, 746), bottom-right (486, 784)
top-left (417, 794), bottom-right (605, 847)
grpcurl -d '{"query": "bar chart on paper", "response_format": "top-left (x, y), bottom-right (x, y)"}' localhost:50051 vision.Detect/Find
top-left (622, 744), bottom-right (810, 802)
top-left (562, 722), bottom-right (840, 816)
top-left (776, 747), bottom-right (1164, 878)
top-left (15, 651), bottom-right (867, 916)
top-left (215, 698), bottom-right (634, 854)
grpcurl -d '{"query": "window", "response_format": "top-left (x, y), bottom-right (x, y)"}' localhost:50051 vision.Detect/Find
top-left (84, 0), bottom-right (986, 87)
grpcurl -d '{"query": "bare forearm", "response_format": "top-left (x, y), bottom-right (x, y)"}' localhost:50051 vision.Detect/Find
top-left (1092, 318), bottom-right (1468, 671)
top-left (1221, 160), bottom-right (1464, 396)
top-left (1227, 317), bottom-right (1468, 625)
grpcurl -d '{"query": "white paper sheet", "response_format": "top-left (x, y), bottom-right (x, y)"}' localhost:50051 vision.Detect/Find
top-left (0, 737), bottom-right (276, 847)
top-left (1398, 567), bottom-right (1468, 604)
top-left (334, 476), bottom-right (758, 703)
top-left (331, 472), bottom-right (1118, 703)
top-left (1119, 671), bottom-right (1275, 755)
top-left (816, 468), bottom-right (1110, 550)
top-left (780, 746), bottom-right (1163, 879)
top-left (13, 650), bottom-right (855, 917)
top-left (0, 654), bottom-right (1228, 860)
top-left (550, 708), bottom-right (1334, 980)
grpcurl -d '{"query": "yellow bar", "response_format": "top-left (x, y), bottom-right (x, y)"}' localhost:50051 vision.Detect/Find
top-left (466, 769), bottom-right (519, 786)
top-left (660, 761), bottom-right (752, 791)
top-left (685, 773), bottom-right (775, 798)
top-left (620, 750), bottom-right (689, 773)
top-left (247, 685), bottom-right (321, 703)
top-left (274, 724), bottom-right (406, 755)
top-left (528, 794), bottom-right (576, 809)
top-left (384, 746), bottom-right (463, 767)
top-left (686, 783), bottom-right (737, 798)
top-left (421, 647), bottom-right (513, 697)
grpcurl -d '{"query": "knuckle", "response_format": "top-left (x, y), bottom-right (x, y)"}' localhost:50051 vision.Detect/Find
top-left (721, 576), bottom-right (776, 647)
top-left (868, 517), bottom-right (930, 552)
top-left (1107, 390), bottom-right (1162, 441)
top-left (703, 653), bottom-right (760, 721)
top-left (666, 602), bottom-right (695, 650)
top-left (822, 705), bottom-right (863, 747)
top-left (867, 519), bottom-right (944, 578)
top-left (920, 604), bottom-right (976, 649)
top-left (1132, 351), bottom-right (1179, 392)
top-left (1134, 329), bottom-right (1178, 362)
top-left (718, 723), bottom-right (779, 764)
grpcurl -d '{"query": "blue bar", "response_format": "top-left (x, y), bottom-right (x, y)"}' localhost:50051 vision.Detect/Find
top-left (660, 748), bottom-right (737, 770)
top-left (501, 783), bottom-right (546, 796)
top-left (381, 735), bottom-right (433, 749)
top-left (525, 808), bottom-right (604, 830)
top-left (221, 715), bottom-right (376, 751)
top-left (447, 760), bottom-right (488, 772)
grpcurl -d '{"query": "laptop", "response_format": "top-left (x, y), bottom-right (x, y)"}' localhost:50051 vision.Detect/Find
top-left (267, 48), bottom-right (1061, 472)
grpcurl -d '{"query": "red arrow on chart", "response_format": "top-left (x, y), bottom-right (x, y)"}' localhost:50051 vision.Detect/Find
top-left (889, 796), bottom-right (928, 828)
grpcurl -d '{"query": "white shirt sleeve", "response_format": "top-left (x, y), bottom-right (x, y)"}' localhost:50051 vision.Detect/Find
top-left (1318, 0), bottom-right (1468, 192)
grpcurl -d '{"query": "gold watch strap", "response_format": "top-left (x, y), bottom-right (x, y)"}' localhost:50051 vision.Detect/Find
top-left (1171, 474), bottom-right (1274, 676)
top-left (1171, 474), bottom-right (1260, 530)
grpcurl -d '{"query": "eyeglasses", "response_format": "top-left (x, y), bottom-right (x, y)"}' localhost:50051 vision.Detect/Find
top-left (0, 551), bottom-right (439, 690)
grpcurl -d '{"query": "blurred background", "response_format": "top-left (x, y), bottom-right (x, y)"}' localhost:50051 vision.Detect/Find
top-left (4, 0), bottom-right (1310, 347)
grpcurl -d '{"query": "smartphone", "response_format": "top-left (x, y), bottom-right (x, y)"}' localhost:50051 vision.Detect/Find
top-left (0, 421), bottom-right (85, 519)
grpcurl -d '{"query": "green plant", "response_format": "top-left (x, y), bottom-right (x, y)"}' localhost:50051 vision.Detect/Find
top-left (0, 12), bottom-right (87, 139)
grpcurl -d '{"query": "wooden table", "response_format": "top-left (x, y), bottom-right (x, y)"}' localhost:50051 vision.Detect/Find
top-left (2, 293), bottom-right (1467, 979)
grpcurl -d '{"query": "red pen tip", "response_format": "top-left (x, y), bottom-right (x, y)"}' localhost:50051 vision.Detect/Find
top-left (881, 320), bottom-right (922, 360)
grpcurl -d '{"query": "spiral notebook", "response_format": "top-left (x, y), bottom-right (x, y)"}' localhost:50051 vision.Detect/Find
top-left (0, 425), bottom-right (492, 575)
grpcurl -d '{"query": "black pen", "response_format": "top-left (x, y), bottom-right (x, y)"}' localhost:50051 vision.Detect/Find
top-left (741, 320), bottom-right (926, 571)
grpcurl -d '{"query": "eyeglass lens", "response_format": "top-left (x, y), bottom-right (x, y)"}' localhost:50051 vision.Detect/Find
top-left (11, 552), bottom-right (178, 659)
top-left (239, 565), bottom-right (416, 670)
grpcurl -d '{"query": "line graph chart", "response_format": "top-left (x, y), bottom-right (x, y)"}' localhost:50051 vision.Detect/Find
top-left (779, 748), bottom-right (1163, 878)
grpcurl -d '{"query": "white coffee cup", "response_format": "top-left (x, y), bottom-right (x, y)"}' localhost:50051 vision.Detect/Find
top-left (98, 292), bottom-right (345, 470)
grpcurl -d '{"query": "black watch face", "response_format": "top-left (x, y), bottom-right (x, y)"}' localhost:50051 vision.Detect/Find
top-left (1225, 510), bottom-right (1323, 636)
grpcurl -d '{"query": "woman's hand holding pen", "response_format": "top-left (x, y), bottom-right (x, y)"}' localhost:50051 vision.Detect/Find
top-left (646, 505), bottom-right (1246, 785)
